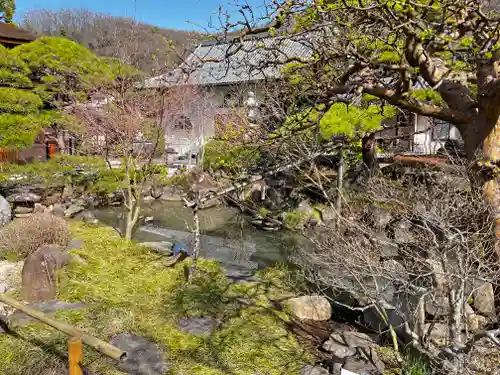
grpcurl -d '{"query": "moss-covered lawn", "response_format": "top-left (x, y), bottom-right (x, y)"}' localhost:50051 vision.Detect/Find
top-left (0, 223), bottom-right (310, 375)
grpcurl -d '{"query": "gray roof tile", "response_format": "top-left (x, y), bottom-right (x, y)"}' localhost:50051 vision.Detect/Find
top-left (145, 35), bottom-right (313, 87)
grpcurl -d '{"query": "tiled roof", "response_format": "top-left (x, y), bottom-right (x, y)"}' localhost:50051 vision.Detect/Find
top-left (145, 34), bottom-right (313, 88)
top-left (0, 23), bottom-right (35, 43)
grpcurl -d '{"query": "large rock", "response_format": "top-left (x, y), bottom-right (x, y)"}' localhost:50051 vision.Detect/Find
top-left (74, 210), bottom-right (99, 224)
top-left (285, 295), bottom-right (332, 321)
top-left (467, 313), bottom-right (488, 332)
top-left (362, 302), bottom-right (410, 342)
top-left (425, 295), bottom-right (449, 318)
top-left (343, 352), bottom-right (385, 375)
top-left (473, 282), bottom-right (495, 318)
top-left (64, 203), bottom-right (85, 218)
top-left (327, 331), bottom-right (377, 349)
top-left (322, 338), bottom-right (357, 359)
top-left (423, 323), bottom-right (452, 347)
top-left (370, 231), bottom-right (399, 259)
top-left (33, 203), bottom-right (46, 214)
top-left (0, 195), bottom-right (11, 227)
top-left (0, 260), bottom-right (23, 293)
top-left (382, 259), bottom-right (407, 281)
top-left (391, 219), bottom-right (414, 244)
top-left (368, 205), bottom-right (393, 229)
top-left (22, 245), bottom-right (72, 302)
top-left (44, 193), bottom-right (62, 206)
top-left (109, 333), bottom-right (168, 375)
top-left (49, 203), bottom-right (66, 218)
top-left (13, 205), bottom-right (34, 214)
top-left (7, 192), bottom-right (41, 204)
top-left (66, 238), bottom-right (84, 251)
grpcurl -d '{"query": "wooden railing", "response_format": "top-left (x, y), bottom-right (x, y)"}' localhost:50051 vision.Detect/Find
top-left (0, 148), bottom-right (18, 163)
top-left (0, 294), bottom-right (126, 375)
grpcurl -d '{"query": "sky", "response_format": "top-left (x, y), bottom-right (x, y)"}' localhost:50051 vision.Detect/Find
top-left (15, 0), bottom-right (266, 30)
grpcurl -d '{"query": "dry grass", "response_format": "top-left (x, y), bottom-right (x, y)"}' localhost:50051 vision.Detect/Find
top-left (0, 213), bottom-right (70, 259)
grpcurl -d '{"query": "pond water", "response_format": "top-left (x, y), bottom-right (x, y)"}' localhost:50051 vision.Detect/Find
top-left (94, 201), bottom-right (300, 275)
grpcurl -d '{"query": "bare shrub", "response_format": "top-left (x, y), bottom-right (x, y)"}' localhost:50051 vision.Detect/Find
top-left (0, 213), bottom-right (70, 258)
top-left (293, 164), bottom-right (499, 374)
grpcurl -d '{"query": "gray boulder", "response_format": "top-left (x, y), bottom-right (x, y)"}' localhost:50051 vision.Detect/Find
top-left (322, 338), bottom-right (357, 359)
top-left (109, 333), bottom-right (168, 375)
top-left (66, 238), bottom-right (84, 251)
top-left (327, 331), bottom-right (376, 349)
top-left (13, 205), bottom-right (33, 214)
top-left (391, 219), bottom-right (414, 244)
top-left (64, 204), bottom-right (85, 218)
top-left (50, 203), bottom-right (66, 218)
top-left (425, 295), bottom-right (449, 318)
top-left (343, 351), bottom-right (385, 375)
top-left (362, 302), bottom-right (411, 343)
top-left (7, 192), bottom-right (41, 204)
top-left (33, 203), bottom-right (47, 213)
top-left (22, 245), bottom-right (72, 302)
top-left (74, 210), bottom-right (99, 224)
top-left (473, 282), bottom-right (495, 318)
top-left (0, 195), bottom-right (11, 227)
top-left (285, 295), bottom-right (332, 321)
top-left (382, 259), bottom-right (407, 281)
top-left (371, 231), bottom-right (399, 258)
top-left (368, 205), bottom-right (392, 229)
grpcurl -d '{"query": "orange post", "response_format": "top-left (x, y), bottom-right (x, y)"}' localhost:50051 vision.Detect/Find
top-left (68, 336), bottom-right (83, 375)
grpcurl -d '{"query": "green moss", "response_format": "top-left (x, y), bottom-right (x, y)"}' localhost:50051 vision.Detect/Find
top-left (259, 207), bottom-right (271, 217)
top-left (284, 210), bottom-right (308, 228)
top-left (0, 223), bottom-right (309, 375)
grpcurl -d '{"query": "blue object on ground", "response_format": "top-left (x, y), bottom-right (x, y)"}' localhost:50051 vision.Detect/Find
top-left (172, 243), bottom-right (188, 256)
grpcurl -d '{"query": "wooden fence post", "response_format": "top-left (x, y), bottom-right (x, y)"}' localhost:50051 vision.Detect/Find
top-left (68, 336), bottom-right (83, 375)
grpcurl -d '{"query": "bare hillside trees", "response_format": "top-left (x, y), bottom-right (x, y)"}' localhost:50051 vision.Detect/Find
top-left (22, 8), bottom-right (199, 73)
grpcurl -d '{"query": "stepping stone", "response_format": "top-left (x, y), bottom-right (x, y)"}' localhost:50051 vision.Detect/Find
top-left (177, 317), bottom-right (218, 335)
top-left (66, 238), bottom-right (84, 251)
top-left (8, 300), bottom-right (87, 326)
top-left (109, 333), bottom-right (169, 375)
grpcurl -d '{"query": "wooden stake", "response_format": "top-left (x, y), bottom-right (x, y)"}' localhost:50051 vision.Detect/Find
top-left (69, 337), bottom-right (83, 375)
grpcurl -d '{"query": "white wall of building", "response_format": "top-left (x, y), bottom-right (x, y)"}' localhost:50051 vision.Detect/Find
top-left (412, 115), bottom-right (462, 154)
top-left (163, 83), bottom-right (264, 159)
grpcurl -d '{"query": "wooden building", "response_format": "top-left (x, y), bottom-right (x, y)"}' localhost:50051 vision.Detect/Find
top-left (0, 22), bottom-right (35, 48)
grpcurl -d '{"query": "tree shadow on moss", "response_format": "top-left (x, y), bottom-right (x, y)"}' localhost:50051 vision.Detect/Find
top-left (162, 269), bottom-right (311, 375)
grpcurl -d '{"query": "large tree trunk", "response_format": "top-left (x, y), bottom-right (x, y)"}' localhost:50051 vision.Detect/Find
top-left (125, 202), bottom-right (140, 240)
top-left (362, 133), bottom-right (377, 175)
top-left (481, 117), bottom-right (500, 258)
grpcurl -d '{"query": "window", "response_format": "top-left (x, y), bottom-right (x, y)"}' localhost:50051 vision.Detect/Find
top-left (431, 119), bottom-right (451, 141)
top-left (173, 115), bottom-right (193, 130)
top-left (223, 90), bottom-right (243, 107)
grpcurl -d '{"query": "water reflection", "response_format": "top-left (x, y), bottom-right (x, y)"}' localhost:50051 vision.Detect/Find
top-left (93, 201), bottom-right (298, 270)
